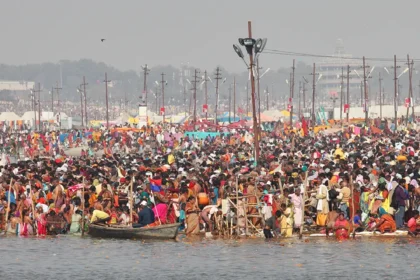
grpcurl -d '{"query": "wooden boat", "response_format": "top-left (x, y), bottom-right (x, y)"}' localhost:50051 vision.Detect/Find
top-left (88, 223), bottom-right (180, 240)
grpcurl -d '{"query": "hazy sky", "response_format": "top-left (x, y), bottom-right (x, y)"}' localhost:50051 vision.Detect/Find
top-left (1, 0), bottom-right (419, 73)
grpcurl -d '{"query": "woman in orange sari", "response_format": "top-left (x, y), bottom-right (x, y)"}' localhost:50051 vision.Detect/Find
top-left (185, 196), bottom-right (200, 235)
top-left (372, 209), bottom-right (396, 233)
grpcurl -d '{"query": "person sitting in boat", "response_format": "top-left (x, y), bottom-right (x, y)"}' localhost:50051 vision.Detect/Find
top-left (117, 206), bottom-right (130, 226)
top-left (89, 208), bottom-right (110, 225)
top-left (407, 210), bottom-right (420, 236)
top-left (333, 211), bottom-right (351, 240)
top-left (133, 200), bottom-right (155, 228)
top-left (151, 199), bottom-right (168, 225)
top-left (369, 207), bottom-right (396, 234)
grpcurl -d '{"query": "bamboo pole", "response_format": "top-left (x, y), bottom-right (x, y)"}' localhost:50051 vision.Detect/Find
top-left (4, 178), bottom-right (13, 231)
top-left (81, 177), bottom-right (85, 236)
top-left (299, 171), bottom-right (309, 239)
top-left (278, 178), bottom-right (283, 196)
top-left (129, 176), bottom-right (134, 227)
top-left (350, 176), bottom-right (356, 239)
top-left (236, 175), bottom-right (239, 236)
top-left (30, 184), bottom-right (37, 235)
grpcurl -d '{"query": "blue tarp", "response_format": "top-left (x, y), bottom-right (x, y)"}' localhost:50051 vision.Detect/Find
top-left (184, 131), bottom-right (230, 140)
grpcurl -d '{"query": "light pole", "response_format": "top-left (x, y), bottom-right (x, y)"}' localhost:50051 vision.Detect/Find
top-left (233, 21), bottom-right (266, 163)
top-left (77, 87), bottom-right (84, 127)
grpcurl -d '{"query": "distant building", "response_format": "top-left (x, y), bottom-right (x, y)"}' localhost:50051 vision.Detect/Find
top-left (317, 39), bottom-right (363, 105)
top-left (0, 81), bottom-right (35, 91)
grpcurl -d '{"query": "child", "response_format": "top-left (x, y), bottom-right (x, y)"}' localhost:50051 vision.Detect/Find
top-left (353, 210), bottom-right (364, 232)
top-left (109, 207), bottom-right (118, 225)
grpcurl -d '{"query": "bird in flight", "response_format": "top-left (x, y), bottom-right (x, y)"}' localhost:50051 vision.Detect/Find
top-left (101, 39), bottom-right (106, 42)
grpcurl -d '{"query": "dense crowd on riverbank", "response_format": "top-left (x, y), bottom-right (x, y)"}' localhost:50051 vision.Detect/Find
top-left (1, 119), bottom-right (420, 239)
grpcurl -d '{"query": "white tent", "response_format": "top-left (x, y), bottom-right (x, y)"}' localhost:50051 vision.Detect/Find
top-left (21, 111), bottom-right (40, 122)
top-left (0, 112), bottom-right (21, 121)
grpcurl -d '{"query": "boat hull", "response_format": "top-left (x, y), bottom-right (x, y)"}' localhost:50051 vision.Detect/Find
top-left (88, 223), bottom-right (180, 240)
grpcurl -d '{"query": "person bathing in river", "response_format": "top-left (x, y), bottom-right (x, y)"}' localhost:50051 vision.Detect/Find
top-left (333, 211), bottom-right (351, 240)
top-left (185, 196), bottom-right (200, 235)
top-left (264, 210), bottom-right (282, 238)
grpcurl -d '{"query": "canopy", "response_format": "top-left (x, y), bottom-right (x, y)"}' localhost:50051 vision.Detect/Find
top-left (280, 110), bottom-right (290, 117)
top-left (0, 112), bottom-right (21, 121)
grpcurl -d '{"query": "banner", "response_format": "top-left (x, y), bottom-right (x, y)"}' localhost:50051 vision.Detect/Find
top-left (344, 104), bottom-right (350, 113)
top-left (202, 104), bottom-right (208, 113)
top-left (160, 107), bottom-right (165, 115)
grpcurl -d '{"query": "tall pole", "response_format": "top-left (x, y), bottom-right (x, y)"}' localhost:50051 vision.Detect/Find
top-left (411, 60), bottom-right (415, 122)
top-left (53, 81), bottom-right (62, 121)
top-left (257, 59), bottom-right (262, 129)
top-left (340, 67), bottom-right (344, 126)
top-left (290, 59), bottom-right (295, 126)
top-left (246, 82), bottom-right (249, 116)
top-left (346, 65), bottom-right (350, 123)
top-left (298, 82), bottom-right (301, 118)
top-left (228, 85), bottom-right (232, 123)
top-left (192, 69), bottom-right (199, 130)
top-left (32, 89), bottom-right (36, 130)
top-left (143, 64), bottom-right (149, 106)
top-left (54, 81), bottom-right (62, 109)
top-left (302, 82), bottom-right (306, 109)
top-left (363, 56), bottom-right (369, 125)
top-left (248, 21), bottom-right (260, 162)
top-left (266, 85), bottom-right (269, 111)
top-left (82, 76), bottom-right (88, 126)
top-left (105, 72), bottom-right (110, 128)
top-left (51, 87), bottom-right (54, 116)
top-left (155, 84), bottom-right (159, 115)
top-left (233, 76), bottom-right (236, 121)
top-left (79, 86), bottom-right (84, 127)
top-left (406, 56), bottom-right (414, 123)
top-left (36, 83), bottom-right (42, 131)
top-left (379, 72), bottom-right (383, 119)
top-left (360, 81), bottom-right (363, 107)
top-left (394, 55), bottom-right (398, 131)
top-left (161, 73), bottom-right (165, 123)
top-left (214, 67), bottom-right (221, 126)
top-left (406, 55), bottom-right (410, 124)
top-left (311, 63), bottom-right (316, 130)
top-left (205, 70), bottom-right (208, 120)
top-left (182, 85), bottom-right (186, 116)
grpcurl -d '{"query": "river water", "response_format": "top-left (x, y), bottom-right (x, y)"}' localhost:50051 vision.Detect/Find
top-left (0, 235), bottom-right (418, 280)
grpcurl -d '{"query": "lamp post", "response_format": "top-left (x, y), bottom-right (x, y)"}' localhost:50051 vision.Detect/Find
top-left (77, 87), bottom-right (84, 127)
top-left (232, 21), bottom-right (266, 163)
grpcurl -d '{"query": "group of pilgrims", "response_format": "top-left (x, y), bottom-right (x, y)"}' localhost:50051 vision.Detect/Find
top-left (1, 122), bottom-right (420, 239)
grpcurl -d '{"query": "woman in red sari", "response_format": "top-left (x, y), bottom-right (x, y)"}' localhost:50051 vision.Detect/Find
top-left (35, 206), bottom-right (47, 236)
top-left (334, 212), bottom-right (351, 240)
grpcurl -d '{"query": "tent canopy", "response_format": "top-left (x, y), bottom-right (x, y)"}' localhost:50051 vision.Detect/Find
top-left (0, 112), bottom-right (21, 121)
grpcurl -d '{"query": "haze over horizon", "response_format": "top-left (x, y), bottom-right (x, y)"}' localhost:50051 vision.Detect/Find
top-left (1, 0), bottom-right (419, 73)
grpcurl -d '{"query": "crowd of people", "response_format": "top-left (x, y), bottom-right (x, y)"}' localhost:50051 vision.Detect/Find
top-left (0, 119), bottom-right (420, 240)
